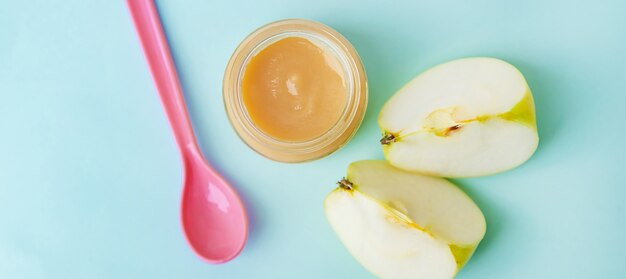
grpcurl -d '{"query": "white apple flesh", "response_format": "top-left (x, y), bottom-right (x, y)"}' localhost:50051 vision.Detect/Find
top-left (325, 161), bottom-right (486, 279)
top-left (379, 57), bottom-right (539, 177)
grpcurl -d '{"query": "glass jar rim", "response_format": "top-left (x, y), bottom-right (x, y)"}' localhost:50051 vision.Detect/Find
top-left (223, 19), bottom-right (367, 162)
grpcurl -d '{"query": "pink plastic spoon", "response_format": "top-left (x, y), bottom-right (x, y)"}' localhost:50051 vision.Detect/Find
top-left (127, 0), bottom-right (248, 263)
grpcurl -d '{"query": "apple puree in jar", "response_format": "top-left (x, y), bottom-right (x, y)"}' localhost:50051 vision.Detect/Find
top-left (224, 19), bottom-right (367, 162)
top-left (241, 36), bottom-right (348, 142)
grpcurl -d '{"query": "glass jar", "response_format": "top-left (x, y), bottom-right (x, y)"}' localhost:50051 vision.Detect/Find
top-left (223, 19), bottom-right (367, 162)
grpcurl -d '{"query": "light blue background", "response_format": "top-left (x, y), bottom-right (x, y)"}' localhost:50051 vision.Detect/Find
top-left (1, 0), bottom-right (625, 278)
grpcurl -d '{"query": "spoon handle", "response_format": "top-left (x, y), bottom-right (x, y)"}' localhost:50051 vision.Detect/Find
top-left (127, 0), bottom-right (198, 153)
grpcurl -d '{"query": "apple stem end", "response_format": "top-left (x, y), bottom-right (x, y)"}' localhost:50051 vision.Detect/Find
top-left (337, 178), bottom-right (354, 191)
top-left (380, 133), bottom-right (396, 145)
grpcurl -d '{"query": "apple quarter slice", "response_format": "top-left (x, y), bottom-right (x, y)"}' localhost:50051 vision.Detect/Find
top-left (379, 57), bottom-right (539, 177)
top-left (325, 161), bottom-right (486, 279)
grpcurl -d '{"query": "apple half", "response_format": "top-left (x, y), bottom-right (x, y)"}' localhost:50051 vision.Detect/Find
top-left (379, 57), bottom-right (539, 177)
top-left (324, 160), bottom-right (486, 279)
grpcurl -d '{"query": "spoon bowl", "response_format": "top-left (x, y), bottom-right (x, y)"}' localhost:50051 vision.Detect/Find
top-left (127, 0), bottom-right (248, 263)
top-left (181, 148), bottom-right (248, 263)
